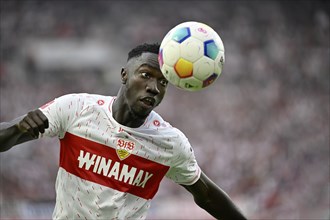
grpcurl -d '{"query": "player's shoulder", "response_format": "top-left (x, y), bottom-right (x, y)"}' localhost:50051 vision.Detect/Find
top-left (56, 93), bottom-right (113, 106)
top-left (147, 112), bottom-right (193, 155)
top-left (144, 111), bottom-right (172, 130)
top-left (143, 111), bottom-right (186, 138)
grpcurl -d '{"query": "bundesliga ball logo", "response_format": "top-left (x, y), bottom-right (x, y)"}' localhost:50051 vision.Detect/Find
top-left (158, 21), bottom-right (225, 91)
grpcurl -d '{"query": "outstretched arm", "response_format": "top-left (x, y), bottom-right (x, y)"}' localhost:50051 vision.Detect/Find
top-left (182, 171), bottom-right (247, 220)
top-left (0, 109), bottom-right (48, 152)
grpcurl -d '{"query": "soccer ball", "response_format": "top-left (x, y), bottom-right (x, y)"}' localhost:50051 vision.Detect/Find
top-left (158, 21), bottom-right (225, 91)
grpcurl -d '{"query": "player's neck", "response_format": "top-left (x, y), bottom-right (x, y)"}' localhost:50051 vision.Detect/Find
top-left (112, 93), bottom-right (146, 128)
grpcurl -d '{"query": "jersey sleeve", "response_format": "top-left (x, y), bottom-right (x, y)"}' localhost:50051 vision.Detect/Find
top-left (165, 129), bottom-right (201, 185)
top-left (38, 94), bottom-right (85, 139)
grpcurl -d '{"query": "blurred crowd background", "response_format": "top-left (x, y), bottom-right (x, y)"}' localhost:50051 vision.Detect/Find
top-left (0, 0), bottom-right (329, 219)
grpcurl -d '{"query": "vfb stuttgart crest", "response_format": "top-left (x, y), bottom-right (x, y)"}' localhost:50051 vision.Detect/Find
top-left (116, 138), bottom-right (135, 160)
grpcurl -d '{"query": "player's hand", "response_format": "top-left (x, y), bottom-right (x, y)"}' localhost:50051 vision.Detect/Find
top-left (16, 109), bottom-right (49, 139)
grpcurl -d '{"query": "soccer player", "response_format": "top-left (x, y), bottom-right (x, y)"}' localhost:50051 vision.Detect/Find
top-left (0, 43), bottom-right (247, 220)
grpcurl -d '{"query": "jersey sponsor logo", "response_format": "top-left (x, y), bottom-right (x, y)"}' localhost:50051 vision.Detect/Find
top-left (60, 132), bottom-right (169, 199)
top-left (77, 149), bottom-right (152, 188)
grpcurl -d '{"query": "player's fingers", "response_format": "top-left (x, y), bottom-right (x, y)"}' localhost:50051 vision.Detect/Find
top-left (23, 116), bottom-right (40, 138)
top-left (35, 110), bottom-right (49, 129)
top-left (18, 120), bottom-right (38, 139)
top-left (28, 111), bottom-right (47, 133)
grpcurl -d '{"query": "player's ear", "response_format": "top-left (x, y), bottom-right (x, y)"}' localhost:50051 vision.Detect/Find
top-left (121, 68), bottom-right (128, 84)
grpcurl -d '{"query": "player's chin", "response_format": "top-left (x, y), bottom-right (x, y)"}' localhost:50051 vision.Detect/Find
top-left (133, 105), bottom-right (153, 118)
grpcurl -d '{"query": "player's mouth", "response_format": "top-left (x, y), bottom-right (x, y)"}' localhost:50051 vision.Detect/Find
top-left (139, 97), bottom-right (156, 108)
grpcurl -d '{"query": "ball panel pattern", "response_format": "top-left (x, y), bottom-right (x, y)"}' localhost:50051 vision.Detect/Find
top-left (162, 41), bottom-right (181, 66)
top-left (180, 37), bottom-right (204, 62)
top-left (172, 27), bottom-right (191, 43)
top-left (204, 40), bottom-right (219, 60)
top-left (161, 64), bottom-right (180, 86)
top-left (202, 73), bottom-right (218, 88)
top-left (174, 58), bottom-right (193, 78)
top-left (193, 56), bottom-right (215, 81)
top-left (179, 76), bottom-right (203, 91)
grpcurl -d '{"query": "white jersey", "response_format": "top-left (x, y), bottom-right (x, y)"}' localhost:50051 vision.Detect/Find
top-left (39, 93), bottom-right (201, 220)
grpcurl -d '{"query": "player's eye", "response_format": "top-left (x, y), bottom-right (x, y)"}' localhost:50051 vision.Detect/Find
top-left (159, 79), bottom-right (168, 87)
top-left (141, 72), bottom-right (150, 78)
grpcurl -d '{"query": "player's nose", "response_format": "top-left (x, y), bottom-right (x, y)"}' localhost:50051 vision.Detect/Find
top-left (146, 79), bottom-right (160, 95)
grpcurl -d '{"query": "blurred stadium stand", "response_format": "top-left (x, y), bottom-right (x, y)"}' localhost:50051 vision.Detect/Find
top-left (0, 0), bottom-right (329, 219)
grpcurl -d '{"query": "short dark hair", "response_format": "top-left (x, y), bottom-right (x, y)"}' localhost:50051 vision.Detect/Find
top-left (127, 43), bottom-right (160, 61)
